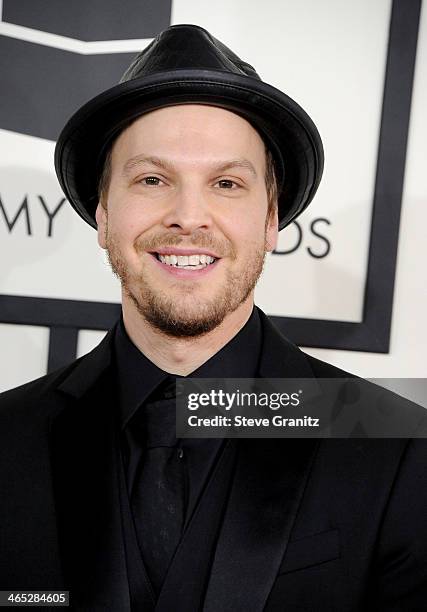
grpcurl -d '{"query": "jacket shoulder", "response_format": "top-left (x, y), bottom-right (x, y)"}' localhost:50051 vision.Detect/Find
top-left (0, 358), bottom-right (84, 419)
top-left (0, 325), bottom-right (116, 421)
top-left (302, 351), bottom-right (357, 379)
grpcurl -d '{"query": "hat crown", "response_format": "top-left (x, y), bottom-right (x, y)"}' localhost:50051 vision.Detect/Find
top-left (120, 24), bottom-right (260, 83)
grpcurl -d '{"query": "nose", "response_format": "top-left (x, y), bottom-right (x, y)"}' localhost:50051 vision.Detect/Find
top-left (161, 185), bottom-right (213, 234)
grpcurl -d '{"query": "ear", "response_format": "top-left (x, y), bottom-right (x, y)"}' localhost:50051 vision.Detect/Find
top-left (265, 205), bottom-right (279, 253)
top-left (95, 202), bottom-right (107, 249)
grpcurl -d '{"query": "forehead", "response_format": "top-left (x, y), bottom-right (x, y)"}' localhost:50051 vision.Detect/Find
top-left (111, 104), bottom-right (267, 167)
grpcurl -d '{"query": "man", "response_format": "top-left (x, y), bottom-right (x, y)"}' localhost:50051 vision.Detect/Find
top-left (0, 24), bottom-right (426, 612)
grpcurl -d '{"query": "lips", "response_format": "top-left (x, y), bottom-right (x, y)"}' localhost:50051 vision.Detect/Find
top-left (150, 247), bottom-right (221, 258)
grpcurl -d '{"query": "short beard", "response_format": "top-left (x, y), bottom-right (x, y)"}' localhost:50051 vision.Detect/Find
top-left (105, 227), bottom-right (268, 338)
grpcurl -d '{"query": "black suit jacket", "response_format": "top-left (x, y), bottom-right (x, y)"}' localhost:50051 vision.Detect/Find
top-left (1, 309), bottom-right (426, 611)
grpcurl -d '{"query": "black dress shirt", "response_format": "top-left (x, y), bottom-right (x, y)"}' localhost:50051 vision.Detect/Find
top-left (113, 305), bottom-right (262, 600)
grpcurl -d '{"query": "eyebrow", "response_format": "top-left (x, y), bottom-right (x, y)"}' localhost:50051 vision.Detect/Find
top-left (122, 155), bottom-right (258, 178)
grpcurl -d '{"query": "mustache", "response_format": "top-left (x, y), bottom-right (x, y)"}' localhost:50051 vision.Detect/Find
top-left (134, 232), bottom-right (235, 258)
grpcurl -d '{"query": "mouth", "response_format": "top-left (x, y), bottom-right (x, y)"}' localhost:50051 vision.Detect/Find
top-left (149, 251), bottom-right (220, 271)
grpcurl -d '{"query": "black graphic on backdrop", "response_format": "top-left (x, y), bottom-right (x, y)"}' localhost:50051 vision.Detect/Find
top-left (0, 36), bottom-right (134, 141)
top-left (0, 0), bottom-right (422, 372)
top-left (3, 0), bottom-right (171, 41)
top-left (0, 0), bottom-right (171, 140)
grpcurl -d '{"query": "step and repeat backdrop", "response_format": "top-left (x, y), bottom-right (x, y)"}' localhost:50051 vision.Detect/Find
top-left (0, 0), bottom-right (426, 391)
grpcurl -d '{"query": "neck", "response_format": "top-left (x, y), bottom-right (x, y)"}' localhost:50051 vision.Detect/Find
top-left (121, 295), bottom-right (255, 376)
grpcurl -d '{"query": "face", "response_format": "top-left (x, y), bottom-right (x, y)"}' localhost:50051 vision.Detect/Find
top-left (96, 104), bottom-right (278, 337)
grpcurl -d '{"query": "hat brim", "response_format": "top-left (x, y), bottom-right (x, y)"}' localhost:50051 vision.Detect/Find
top-left (55, 69), bottom-right (324, 231)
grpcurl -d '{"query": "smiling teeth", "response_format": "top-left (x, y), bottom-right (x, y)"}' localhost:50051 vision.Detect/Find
top-left (157, 253), bottom-right (216, 268)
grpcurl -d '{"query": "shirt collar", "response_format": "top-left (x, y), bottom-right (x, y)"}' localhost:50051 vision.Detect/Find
top-left (114, 305), bottom-right (263, 430)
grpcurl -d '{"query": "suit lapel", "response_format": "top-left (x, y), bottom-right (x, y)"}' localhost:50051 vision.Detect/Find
top-left (183, 438), bottom-right (225, 532)
top-left (50, 327), bottom-right (131, 611)
top-left (204, 438), bottom-right (319, 612)
top-left (203, 310), bottom-right (321, 612)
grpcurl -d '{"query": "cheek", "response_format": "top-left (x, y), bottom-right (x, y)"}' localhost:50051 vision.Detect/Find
top-left (105, 220), bottom-right (140, 264)
top-left (230, 211), bottom-right (267, 239)
top-left (107, 200), bottom-right (153, 240)
top-left (214, 198), bottom-right (261, 231)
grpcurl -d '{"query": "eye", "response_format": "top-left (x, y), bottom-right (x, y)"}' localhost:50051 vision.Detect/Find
top-left (216, 179), bottom-right (239, 189)
top-left (138, 176), bottom-right (164, 186)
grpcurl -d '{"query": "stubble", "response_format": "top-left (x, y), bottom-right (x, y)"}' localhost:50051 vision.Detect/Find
top-left (105, 226), bottom-right (268, 338)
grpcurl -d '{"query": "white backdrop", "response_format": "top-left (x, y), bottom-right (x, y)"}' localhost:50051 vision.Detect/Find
top-left (0, 0), bottom-right (426, 392)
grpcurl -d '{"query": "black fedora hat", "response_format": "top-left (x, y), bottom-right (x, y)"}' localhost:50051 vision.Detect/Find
top-left (55, 24), bottom-right (324, 231)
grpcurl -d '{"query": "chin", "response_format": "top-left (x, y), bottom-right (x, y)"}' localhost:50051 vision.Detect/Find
top-left (141, 308), bottom-right (227, 338)
top-left (127, 287), bottom-right (239, 338)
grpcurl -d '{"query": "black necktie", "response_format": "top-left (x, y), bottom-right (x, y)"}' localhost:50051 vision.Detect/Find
top-left (129, 380), bottom-right (187, 596)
